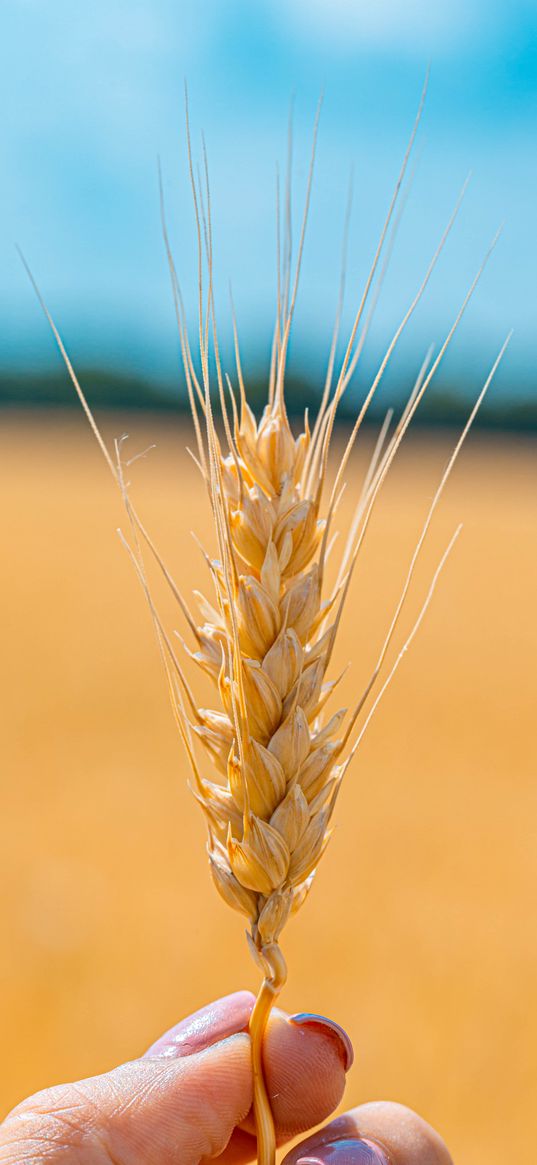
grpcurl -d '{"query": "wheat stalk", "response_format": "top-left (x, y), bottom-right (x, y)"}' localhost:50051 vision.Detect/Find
top-left (21, 80), bottom-right (512, 1165)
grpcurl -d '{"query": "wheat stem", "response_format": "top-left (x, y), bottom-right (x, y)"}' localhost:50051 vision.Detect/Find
top-left (249, 946), bottom-right (288, 1165)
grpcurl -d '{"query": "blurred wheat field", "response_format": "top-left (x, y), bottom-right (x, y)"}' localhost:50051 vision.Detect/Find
top-left (1, 409), bottom-right (536, 1163)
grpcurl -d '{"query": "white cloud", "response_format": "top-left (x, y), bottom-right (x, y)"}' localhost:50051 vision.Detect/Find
top-left (273, 0), bottom-right (482, 55)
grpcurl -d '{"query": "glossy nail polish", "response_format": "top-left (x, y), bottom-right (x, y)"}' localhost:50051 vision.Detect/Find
top-left (290, 1012), bottom-right (354, 1070)
top-left (143, 990), bottom-right (254, 1058)
top-left (298, 1137), bottom-right (389, 1164)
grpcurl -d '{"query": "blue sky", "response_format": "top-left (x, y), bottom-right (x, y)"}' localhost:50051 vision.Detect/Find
top-left (2, 0), bottom-right (536, 399)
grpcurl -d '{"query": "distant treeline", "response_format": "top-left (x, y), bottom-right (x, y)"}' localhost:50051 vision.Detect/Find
top-left (1, 367), bottom-right (536, 432)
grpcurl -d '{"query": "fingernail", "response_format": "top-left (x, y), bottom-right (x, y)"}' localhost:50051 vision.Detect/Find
top-left (143, 990), bottom-right (254, 1059)
top-left (298, 1137), bottom-right (389, 1164)
top-left (289, 1013), bottom-right (354, 1070)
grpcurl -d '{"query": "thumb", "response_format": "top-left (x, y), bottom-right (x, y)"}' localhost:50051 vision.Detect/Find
top-left (0, 1034), bottom-right (252, 1165)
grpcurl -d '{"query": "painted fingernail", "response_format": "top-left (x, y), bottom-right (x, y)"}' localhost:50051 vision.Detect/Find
top-left (298, 1137), bottom-right (389, 1164)
top-left (289, 1013), bottom-right (354, 1070)
top-left (143, 990), bottom-right (254, 1059)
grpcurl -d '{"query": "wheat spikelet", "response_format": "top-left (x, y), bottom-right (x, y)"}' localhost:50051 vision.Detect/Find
top-left (21, 80), bottom-right (512, 1165)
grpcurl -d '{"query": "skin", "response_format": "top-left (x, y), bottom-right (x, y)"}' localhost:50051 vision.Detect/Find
top-left (0, 993), bottom-right (453, 1165)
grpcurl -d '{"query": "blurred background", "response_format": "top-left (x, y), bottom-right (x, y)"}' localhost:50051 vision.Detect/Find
top-left (1, 2), bottom-right (536, 1163)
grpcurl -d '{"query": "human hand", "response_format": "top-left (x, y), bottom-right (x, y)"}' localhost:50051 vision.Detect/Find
top-left (0, 991), bottom-right (452, 1164)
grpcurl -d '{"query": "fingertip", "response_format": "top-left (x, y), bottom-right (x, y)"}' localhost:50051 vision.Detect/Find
top-left (289, 1013), bottom-right (354, 1071)
top-left (241, 1007), bottom-right (348, 1140)
top-left (349, 1102), bottom-right (453, 1165)
top-left (282, 1101), bottom-right (453, 1165)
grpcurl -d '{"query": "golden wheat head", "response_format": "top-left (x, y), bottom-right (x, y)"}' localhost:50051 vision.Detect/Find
top-left (196, 384), bottom-right (346, 958)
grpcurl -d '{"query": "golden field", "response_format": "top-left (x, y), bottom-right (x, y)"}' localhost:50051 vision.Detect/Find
top-left (1, 409), bottom-right (535, 1163)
